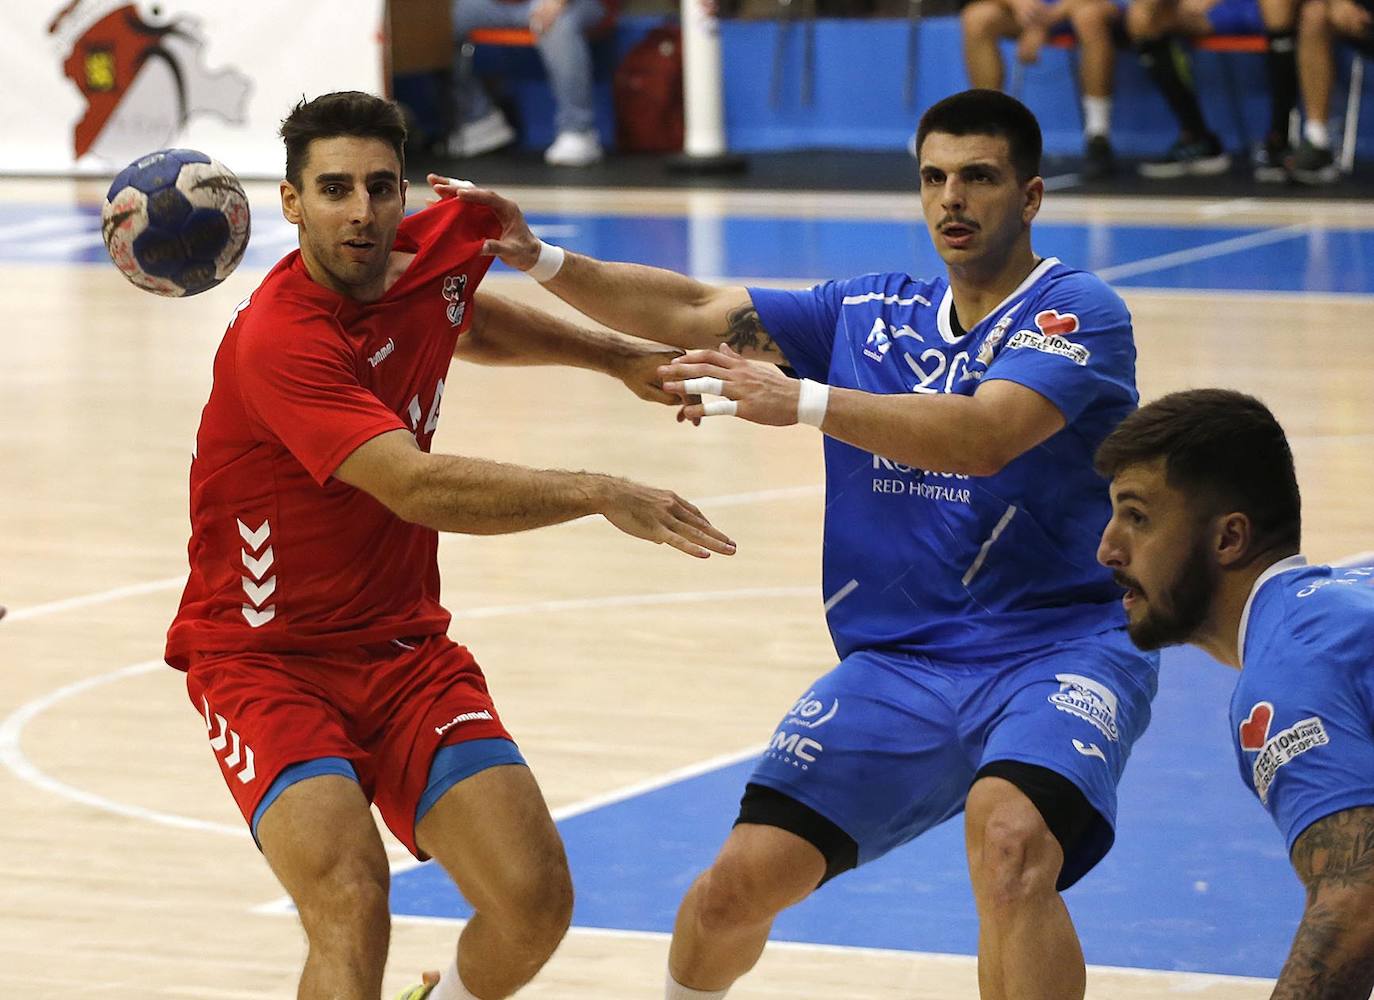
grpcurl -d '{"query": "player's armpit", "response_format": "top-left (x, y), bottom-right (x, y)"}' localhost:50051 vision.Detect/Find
top-left (1271, 807), bottom-right (1374, 1000)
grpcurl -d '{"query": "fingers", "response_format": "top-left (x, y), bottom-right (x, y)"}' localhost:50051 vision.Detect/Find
top-left (682, 375), bottom-right (726, 396)
top-left (700, 398), bottom-right (738, 417)
top-left (660, 507), bottom-right (737, 558)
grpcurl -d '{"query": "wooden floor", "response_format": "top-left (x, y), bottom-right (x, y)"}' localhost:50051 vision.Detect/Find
top-left (2, 181), bottom-right (1371, 999)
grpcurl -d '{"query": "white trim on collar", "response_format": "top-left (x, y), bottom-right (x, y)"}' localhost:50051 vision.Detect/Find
top-left (1237, 554), bottom-right (1309, 668)
top-left (935, 257), bottom-right (1062, 345)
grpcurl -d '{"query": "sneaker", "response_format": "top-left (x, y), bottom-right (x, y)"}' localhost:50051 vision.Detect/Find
top-left (1138, 133), bottom-right (1232, 179)
top-left (544, 129), bottom-right (603, 166)
top-left (1253, 132), bottom-right (1291, 183)
top-left (395, 985), bottom-right (434, 1000)
top-left (1082, 134), bottom-right (1116, 181)
top-left (1289, 139), bottom-right (1339, 185)
top-left (444, 109), bottom-right (516, 158)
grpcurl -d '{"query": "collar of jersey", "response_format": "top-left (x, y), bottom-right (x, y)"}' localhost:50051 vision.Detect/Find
top-left (936, 256), bottom-right (1061, 343)
top-left (1236, 553), bottom-right (1309, 668)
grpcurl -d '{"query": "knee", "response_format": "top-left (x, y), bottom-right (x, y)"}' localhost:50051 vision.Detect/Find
top-left (966, 783), bottom-right (1063, 913)
top-left (496, 852), bottom-right (574, 956)
top-left (296, 856), bottom-right (391, 943)
top-left (1070, 1), bottom-right (1113, 38)
top-left (1298, 0), bottom-right (1329, 37)
top-left (962, 1), bottom-right (1010, 40)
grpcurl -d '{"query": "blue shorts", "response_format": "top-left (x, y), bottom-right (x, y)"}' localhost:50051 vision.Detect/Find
top-left (748, 628), bottom-right (1158, 888)
top-left (1206, 0), bottom-right (1265, 36)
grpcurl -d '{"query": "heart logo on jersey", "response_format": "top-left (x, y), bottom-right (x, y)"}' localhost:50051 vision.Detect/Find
top-left (1034, 309), bottom-right (1080, 337)
top-left (1239, 701), bottom-right (1274, 751)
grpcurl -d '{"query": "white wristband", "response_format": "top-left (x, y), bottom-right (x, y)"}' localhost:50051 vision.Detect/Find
top-left (797, 378), bottom-right (829, 427)
top-left (525, 240), bottom-right (565, 283)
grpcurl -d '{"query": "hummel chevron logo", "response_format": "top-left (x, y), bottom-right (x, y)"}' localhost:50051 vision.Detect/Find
top-left (242, 546), bottom-right (274, 580)
top-left (236, 518), bottom-right (270, 551)
top-left (242, 575), bottom-right (276, 606)
top-left (241, 605), bottom-right (276, 628)
top-left (201, 696), bottom-right (257, 783)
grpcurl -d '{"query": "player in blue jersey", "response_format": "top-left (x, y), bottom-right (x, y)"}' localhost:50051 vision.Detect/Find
top-left (433, 89), bottom-right (1158, 1000)
top-left (1096, 388), bottom-right (1374, 999)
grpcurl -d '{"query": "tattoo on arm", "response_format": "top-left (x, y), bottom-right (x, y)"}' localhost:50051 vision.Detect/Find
top-left (1271, 807), bottom-right (1374, 1000)
top-left (723, 305), bottom-right (782, 357)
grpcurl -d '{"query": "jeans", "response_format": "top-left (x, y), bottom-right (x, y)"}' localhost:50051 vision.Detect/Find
top-left (451, 0), bottom-right (606, 135)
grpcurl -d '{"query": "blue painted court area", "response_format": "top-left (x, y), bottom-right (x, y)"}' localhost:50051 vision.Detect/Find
top-left (391, 644), bottom-right (1301, 980)
top-left (6, 201), bottom-right (1374, 295)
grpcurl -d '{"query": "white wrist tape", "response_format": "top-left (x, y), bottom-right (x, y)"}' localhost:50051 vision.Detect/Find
top-left (525, 241), bottom-right (565, 283)
top-left (797, 378), bottom-right (829, 427)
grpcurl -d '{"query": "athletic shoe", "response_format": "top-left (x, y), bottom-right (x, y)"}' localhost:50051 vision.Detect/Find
top-left (444, 109), bottom-right (516, 158)
top-left (1289, 140), bottom-right (1339, 185)
top-left (395, 985), bottom-right (434, 1000)
top-left (1081, 135), bottom-right (1116, 181)
top-left (1253, 132), bottom-right (1292, 183)
top-left (544, 129), bottom-right (603, 166)
top-left (1138, 133), bottom-right (1232, 179)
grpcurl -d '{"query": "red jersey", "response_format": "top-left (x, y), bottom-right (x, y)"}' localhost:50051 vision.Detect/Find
top-left (165, 197), bottom-right (501, 669)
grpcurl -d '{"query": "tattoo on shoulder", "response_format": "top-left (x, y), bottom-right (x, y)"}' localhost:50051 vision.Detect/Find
top-left (1292, 807), bottom-right (1374, 890)
top-left (723, 305), bottom-right (781, 356)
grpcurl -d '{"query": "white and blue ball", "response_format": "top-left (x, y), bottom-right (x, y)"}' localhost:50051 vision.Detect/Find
top-left (101, 148), bottom-right (251, 297)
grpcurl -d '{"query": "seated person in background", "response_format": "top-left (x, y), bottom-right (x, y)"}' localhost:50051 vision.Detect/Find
top-left (1290, 0), bottom-right (1369, 183)
top-left (1129, 0), bottom-right (1301, 179)
top-left (447, 0), bottom-right (607, 166)
top-left (960, 0), bottom-right (1122, 178)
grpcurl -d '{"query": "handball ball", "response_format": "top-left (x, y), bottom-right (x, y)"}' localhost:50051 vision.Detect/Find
top-left (101, 148), bottom-right (251, 297)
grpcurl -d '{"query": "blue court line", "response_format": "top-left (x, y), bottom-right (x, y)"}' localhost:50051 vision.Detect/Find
top-left (5, 202), bottom-right (1374, 295)
top-left (390, 644), bottom-right (1301, 980)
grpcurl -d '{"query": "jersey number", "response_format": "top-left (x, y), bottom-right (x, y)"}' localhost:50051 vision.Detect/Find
top-left (405, 378), bottom-right (445, 439)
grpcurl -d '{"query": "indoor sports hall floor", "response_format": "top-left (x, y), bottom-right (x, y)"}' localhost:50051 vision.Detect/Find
top-left (3, 158), bottom-right (1373, 999)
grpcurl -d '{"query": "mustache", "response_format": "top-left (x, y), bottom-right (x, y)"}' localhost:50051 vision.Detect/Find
top-left (938, 216), bottom-right (978, 231)
top-left (1113, 571), bottom-right (1144, 595)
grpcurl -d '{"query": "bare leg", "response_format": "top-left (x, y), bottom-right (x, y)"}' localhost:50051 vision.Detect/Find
top-left (418, 764), bottom-right (573, 999)
top-left (965, 776), bottom-right (1085, 1000)
top-left (1297, 0), bottom-right (1335, 123)
top-left (668, 824), bottom-right (826, 991)
top-left (257, 775), bottom-right (392, 1000)
top-left (1071, 0), bottom-right (1118, 98)
top-left (962, 1), bottom-right (1021, 90)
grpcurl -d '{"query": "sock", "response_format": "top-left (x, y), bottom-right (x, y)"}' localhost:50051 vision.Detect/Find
top-left (1082, 95), bottom-right (1112, 139)
top-left (1265, 30), bottom-right (1299, 139)
top-left (1136, 36), bottom-right (1208, 137)
top-left (430, 957), bottom-right (479, 1000)
top-left (665, 971), bottom-right (729, 1000)
top-left (1304, 118), bottom-right (1331, 149)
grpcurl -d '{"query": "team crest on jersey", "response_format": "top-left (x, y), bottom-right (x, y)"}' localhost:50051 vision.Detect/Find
top-left (1049, 673), bottom-right (1120, 741)
top-left (442, 273), bottom-right (469, 326)
top-left (1246, 711), bottom-right (1330, 804)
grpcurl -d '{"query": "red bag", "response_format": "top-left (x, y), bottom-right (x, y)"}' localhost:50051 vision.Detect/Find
top-left (613, 26), bottom-right (684, 153)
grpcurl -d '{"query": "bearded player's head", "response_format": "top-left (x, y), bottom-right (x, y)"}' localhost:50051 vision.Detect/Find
top-left (279, 91), bottom-right (408, 303)
top-left (1094, 389), bottom-right (1302, 652)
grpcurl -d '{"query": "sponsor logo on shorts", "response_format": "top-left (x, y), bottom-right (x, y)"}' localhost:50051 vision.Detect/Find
top-left (434, 709), bottom-right (493, 737)
top-left (786, 689), bottom-right (839, 729)
top-left (765, 730), bottom-right (824, 770)
top-left (1250, 715), bottom-right (1330, 804)
top-left (1049, 673), bottom-right (1120, 742)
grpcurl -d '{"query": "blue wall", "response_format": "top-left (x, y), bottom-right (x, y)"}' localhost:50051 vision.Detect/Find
top-left (411, 14), bottom-right (1373, 158)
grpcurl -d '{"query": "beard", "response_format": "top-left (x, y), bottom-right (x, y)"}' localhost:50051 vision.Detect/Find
top-left (1124, 536), bottom-right (1219, 651)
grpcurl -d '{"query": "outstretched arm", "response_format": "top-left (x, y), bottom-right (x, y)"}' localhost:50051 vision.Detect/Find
top-left (428, 175), bottom-right (791, 366)
top-left (334, 429), bottom-right (735, 558)
top-left (1271, 807), bottom-right (1374, 1000)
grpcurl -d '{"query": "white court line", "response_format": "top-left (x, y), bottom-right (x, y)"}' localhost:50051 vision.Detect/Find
top-left (0, 214), bottom-right (95, 241)
top-left (1098, 223), bottom-right (1310, 283)
top-left (1197, 197), bottom-right (1262, 219)
top-left (0, 587), bottom-right (812, 843)
top-left (3, 487), bottom-right (822, 624)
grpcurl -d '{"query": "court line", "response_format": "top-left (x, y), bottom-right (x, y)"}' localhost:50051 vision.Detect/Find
top-left (1098, 223), bottom-right (1310, 283)
top-left (0, 586), bottom-right (814, 842)
top-left (2, 487), bottom-right (823, 624)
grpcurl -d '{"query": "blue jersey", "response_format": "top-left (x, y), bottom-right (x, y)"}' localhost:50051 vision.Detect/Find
top-left (1233, 556), bottom-right (1374, 850)
top-left (749, 258), bottom-right (1137, 660)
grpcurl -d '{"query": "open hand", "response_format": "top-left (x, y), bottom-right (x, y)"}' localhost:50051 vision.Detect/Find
top-left (600, 479), bottom-right (736, 558)
top-left (426, 176), bottom-right (544, 273)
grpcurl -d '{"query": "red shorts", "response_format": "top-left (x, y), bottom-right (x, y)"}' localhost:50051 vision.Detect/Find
top-left (184, 634), bottom-right (513, 854)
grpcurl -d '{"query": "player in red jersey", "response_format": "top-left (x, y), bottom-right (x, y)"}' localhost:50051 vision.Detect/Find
top-left (165, 91), bottom-right (736, 1000)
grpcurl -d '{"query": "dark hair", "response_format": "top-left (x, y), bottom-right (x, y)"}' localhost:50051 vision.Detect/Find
top-left (280, 91), bottom-right (407, 189)
top-left (915, 89), bottom-right (1042, 182)
top-left (1095, 389), bottom-right (1302, 556)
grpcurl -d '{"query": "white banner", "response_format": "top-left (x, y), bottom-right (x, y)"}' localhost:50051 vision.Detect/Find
top-left (0, 0), bottom-right (387, 179)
